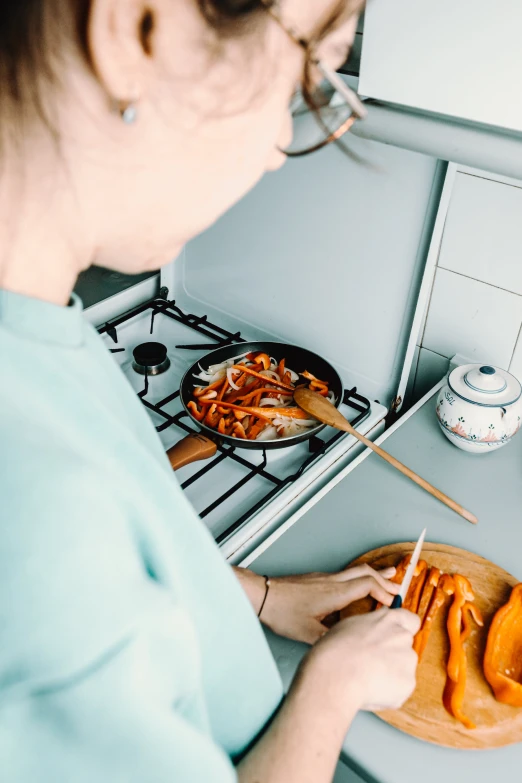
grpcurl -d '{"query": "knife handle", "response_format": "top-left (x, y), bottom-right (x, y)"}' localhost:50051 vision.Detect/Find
top-left (391, 595), bottom-right (403, 610)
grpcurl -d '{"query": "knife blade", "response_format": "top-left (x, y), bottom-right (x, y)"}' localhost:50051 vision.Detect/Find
top-left (390, 527), bottom-right (427, 609)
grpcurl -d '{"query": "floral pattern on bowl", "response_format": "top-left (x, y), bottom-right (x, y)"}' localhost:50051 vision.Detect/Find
top-left (436, 366), bottom-right (522, 455)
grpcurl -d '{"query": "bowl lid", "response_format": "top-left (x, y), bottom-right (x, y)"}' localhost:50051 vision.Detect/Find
top-left (448, 364), bottom-right (522, 407)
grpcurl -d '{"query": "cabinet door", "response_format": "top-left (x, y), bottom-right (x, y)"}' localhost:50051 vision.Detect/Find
top-left (359, 0), bottom-right (522, 133)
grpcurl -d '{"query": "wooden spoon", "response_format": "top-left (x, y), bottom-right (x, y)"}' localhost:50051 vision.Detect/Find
top-left (294, 388), bottom-right (478, 525)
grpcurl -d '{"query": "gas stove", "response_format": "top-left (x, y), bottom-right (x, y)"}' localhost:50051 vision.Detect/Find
top-left (97, 293), bottom-right (387, 561)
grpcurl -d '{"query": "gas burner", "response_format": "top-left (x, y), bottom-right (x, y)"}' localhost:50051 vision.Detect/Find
top-left (132, 342), bottom-right (171, 376)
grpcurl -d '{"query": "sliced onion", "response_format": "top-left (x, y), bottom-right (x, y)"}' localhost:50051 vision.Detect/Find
top-left (193, 367), bottom-right (226, 383)
top-left (208, 362), bottom-right (228, 375)
top-left (273, 417), bottom-right (317, 430)
top-left (260, 369), bottom-right (280, 381)
top-left (227, 367), bottom-right (241, 390)
top-left (287, 369), bottom-right (300, 383)
top-left (259, 398), bottom-right (284, 408)
top-left (327, 391), bottom-right (336, 404)
top-left (256, 425), bottom-right (278, 441)
top-left (201, 352), bottom-right (249, 379)
top-left (227, 351), bottom-right (249, 365)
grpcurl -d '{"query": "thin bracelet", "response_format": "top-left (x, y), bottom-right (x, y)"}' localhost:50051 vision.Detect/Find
top-left (258, 575), bottom-right (271, 619)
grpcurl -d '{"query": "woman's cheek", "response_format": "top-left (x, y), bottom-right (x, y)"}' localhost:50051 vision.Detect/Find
top-left (265, 148), bottom-right (288, 172)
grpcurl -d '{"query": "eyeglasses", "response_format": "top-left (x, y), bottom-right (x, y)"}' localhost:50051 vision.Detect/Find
top-left (265, 3), bottom-right (367, 157)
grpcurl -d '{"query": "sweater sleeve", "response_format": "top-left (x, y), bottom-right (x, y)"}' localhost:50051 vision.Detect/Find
top-left (0, 461), bottom-right (237, 782)
top-left (3, 622), bottom-right (237, 783)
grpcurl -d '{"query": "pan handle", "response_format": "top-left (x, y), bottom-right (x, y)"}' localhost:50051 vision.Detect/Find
top-left (167, 434), bottom-right (218, 471)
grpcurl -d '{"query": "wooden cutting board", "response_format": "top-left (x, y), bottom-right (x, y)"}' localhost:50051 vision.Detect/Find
top-left (340, 542), bottom-right (522, 749)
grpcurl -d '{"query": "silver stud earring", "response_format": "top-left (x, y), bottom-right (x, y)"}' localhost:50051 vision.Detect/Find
top-left (120, 102), bottom-right (138, 125)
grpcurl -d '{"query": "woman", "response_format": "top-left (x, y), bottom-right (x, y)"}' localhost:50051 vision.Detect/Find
top-left (0, 1), bottom-right (420, 781)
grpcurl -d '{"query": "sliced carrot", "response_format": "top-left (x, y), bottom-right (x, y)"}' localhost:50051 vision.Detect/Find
top-left (417, 567), bottom-right (441, 624)
top-left (302, 370), bottom-right (328, 387)
top-left (232, 422), bottom-right (247, 439)
top-left (232, 365), bottom-right (294, 391)
top-left (226, 387), bottom-right (283, 406)
top-left (247, 406), bottom-right (312, 420)
top-left (248, 420), bottom-right (268, 440)
top-left (404, 560), bottom-right (428, 613)
top-left (375, 555), bottom-right (411, 611)
top-left (252, 352), bottom-right (270, 370)
top-left (197, 399), bottom-right (275, 424)
top-left (217, 379), bottom-right (229, 401)
top-left (461, 601), bottom-right (484, 644)
top-left (204, 403), bottom-right (220, 427)
top-left (413, 574), bottom-right (455, 661)
top-left (193, 378), bottom-right (227, 397)
top-left (223, 380), bottom-right (263, 404)
top-left (189, 357), bottom-right (329, 440)
top-left (443, 590), bottom-right (483, 729)
top-left (187, 401), bottom-right (205, 421)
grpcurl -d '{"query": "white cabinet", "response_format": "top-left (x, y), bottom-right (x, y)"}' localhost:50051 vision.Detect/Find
top-left (359, 0), bottom-right (522, 133)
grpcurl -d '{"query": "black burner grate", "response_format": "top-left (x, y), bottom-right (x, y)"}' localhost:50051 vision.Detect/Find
top-left (99, 296), bottom-right (371, 544)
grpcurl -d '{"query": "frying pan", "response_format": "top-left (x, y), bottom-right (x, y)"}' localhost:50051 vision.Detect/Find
top-left (166, 341), bottom-right (343, 471)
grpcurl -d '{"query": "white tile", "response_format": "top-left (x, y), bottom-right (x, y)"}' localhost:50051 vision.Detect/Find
top-left (439, 173), bottom-right (522, 295)
top-left (423, 268), bottom-right (522, 370)
top-left (509, 325), bottom-right (522, 383)
top-left (412, 348), bottom-right (449, 403)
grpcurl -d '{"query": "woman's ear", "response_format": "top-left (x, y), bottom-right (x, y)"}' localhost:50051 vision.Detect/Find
top-left (87, 0), bottom-right (158, 106)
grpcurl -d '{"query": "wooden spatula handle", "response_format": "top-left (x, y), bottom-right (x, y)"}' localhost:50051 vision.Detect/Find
top-left (167, 434), bottom-right (218, 471)
top-left (346, 425), bottom-right (478, 525)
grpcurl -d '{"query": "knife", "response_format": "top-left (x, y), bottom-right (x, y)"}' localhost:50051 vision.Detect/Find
top-left (390, 527), bottom-right (427, 609)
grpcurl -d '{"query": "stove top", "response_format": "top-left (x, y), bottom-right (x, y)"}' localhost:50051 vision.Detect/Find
top-left (132, 341), bottom-right (171, 376)
top-left (98, 295), bottom-right (381, 552)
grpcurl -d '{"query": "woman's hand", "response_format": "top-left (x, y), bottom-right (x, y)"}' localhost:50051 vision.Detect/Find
top-left (246, 564), bottom-right (401, 645)
top-left (303, 607), bottom-right (420, 713)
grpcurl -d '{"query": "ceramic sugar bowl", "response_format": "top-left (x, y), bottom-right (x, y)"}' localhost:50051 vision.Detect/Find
top-left (436, 364), bottom-right (522, 454)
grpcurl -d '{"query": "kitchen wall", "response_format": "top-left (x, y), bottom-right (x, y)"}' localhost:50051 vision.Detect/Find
top-left (406, 165), bottom-right (522, 406)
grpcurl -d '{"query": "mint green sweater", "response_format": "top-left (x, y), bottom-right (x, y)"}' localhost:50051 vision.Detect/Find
top-left (0, 290), bottom-right (283, 781)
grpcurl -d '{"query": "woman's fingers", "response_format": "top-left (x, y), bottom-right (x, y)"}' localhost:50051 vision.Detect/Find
top-left (366, 580), bottom-right (399, 607)
top-left (336, 575), bottom-right (400, 610)
top-left (387, 606), bottom-right (421, 635)
top-left (338, 563), bottom-right (397, 588)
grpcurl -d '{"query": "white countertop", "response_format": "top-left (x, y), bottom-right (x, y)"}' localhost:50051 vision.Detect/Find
top-left (249, 388), bottom-right (522, 782)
